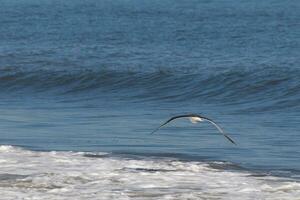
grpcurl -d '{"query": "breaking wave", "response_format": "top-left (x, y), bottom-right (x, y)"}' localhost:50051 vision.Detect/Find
top-left (0, 145), bottom-right (299, 200)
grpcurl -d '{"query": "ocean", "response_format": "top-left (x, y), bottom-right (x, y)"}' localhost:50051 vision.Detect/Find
top-left (0, 0), bottom-right (300, 199)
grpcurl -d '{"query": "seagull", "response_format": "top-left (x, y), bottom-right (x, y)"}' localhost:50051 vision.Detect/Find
top-left (151, 114), bottom-right (236, 145)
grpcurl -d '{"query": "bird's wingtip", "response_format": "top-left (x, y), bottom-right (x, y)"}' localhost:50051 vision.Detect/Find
top-left (150, 128), bottom-right (159, 135)
top-left (225, 135), bottom-right (237, 145)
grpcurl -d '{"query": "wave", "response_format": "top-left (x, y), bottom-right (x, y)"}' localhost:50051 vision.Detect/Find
top-left (0, 67), bottom-right (299, 109)
top-left (0, 145), bottom-right (299, 200)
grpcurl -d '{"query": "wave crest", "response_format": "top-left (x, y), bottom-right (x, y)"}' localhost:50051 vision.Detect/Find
top-left (0, 67), bottom-right (299, 110)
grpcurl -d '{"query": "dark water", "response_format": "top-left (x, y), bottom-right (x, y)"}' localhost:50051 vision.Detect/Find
top-left (0, 0), bottom-right (300, 173)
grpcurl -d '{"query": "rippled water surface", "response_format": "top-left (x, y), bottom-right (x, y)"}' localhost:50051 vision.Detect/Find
top-left (0, 0), bottom-right (300, 199)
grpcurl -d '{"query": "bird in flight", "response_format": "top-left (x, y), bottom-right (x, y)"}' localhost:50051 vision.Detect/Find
top-left (151, 114), bottom-right (236, 145)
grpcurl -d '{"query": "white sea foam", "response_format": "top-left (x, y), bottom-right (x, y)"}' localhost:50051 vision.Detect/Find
top-left (0, 145), bottom-right (299, 200)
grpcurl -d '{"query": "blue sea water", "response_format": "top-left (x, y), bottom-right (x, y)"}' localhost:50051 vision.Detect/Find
top-left (0, 0), bottom-right (300, 198)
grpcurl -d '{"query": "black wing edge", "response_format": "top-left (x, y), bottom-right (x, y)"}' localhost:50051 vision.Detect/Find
top-left (223, 134), bottom-right (237, 145)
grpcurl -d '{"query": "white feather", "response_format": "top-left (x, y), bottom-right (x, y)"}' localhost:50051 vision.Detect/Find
top-left (189, 117), bottom-right (203, 124)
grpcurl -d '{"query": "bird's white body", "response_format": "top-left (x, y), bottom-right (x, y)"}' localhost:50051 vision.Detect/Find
top-left (189, 117), bottom-right (203, 124)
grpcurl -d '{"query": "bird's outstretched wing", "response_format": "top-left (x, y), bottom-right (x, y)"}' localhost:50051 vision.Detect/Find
top-left (150, 114), bottom-right (236, 145)
top-left (150, 114), bottom-right (196, 134)
top-left (196, 115), bottom-right (236, 145)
